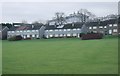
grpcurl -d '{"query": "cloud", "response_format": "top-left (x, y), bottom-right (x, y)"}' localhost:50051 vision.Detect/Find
top-left (2, 2), bottom-right (118, 23)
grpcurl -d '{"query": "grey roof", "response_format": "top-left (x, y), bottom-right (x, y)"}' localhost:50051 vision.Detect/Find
top-left (45, 22), bottom-right (83, 30)
top-left (8, 24), bottom-right (43, 31)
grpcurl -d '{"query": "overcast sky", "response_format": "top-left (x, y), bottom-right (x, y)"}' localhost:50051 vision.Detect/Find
top-left (1, 2), bottom-right (118, 23)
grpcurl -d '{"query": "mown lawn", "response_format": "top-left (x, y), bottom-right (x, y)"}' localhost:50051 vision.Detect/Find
top-left (2, 36), bottom-right (118, 74)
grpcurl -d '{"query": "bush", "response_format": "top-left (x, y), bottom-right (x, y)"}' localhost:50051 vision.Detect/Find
top-left (81, 33), bottom-right (103, 40)
top-left (8, 35), bottom-right (23, 41)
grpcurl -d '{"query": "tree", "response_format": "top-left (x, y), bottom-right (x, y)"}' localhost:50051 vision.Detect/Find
top-left (54, 12), bottom-right (66, 26)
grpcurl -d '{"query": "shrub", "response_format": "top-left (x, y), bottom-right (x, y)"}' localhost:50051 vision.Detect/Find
top-left (81, 33), bottom-right (103, 40)
top-left (8, 35), bottom-right (23, 41)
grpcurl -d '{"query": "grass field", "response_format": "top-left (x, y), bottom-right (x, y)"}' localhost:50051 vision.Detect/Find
top-left (2, 36), bottom-right (118, 74)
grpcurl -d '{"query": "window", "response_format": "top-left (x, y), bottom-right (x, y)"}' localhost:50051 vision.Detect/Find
top-left (60, 34), bottom-right (63, 37)
top-left (27, 30), bottom-right (30, 32)
top-left (27, 35), bottom-right (30, 37)
top-left (73, 33), bottom-right (77, 36)
top-left (36, 30), bottom-right (38, 32)
top-left (8, 31), bottom-right (11, 33)
top-left (59, 29), bottom-right (62, 31)
top-left (0, 31), bottom-right (1, 33)
top-left (55, 34), bottom-right (58, 37)
top-left (20, 31), bottom-right (22, 32)
top-left (104, 26), bottom-right (107, 28)
top-left (73, 29), bottom-right (76, 30)
top-left (36, 35), bottom-right (39, 38)
top-left (67, 34), bottom-right (71, 36)
top-left (32, 30), bottom-right (35, 32)
top-left (113, 29), bottom-right (117, 32)
top-left (16, 31), bottom-right (19, 33)
top-left (93, 27), bottom-right (97, 29)
top-left (109, 30), bottom-right (112, 34)
top-left (99, 26), bottom-right (103, 28)
top-left (49, 34), bottom-right (53, 37)
top-left (55, 29), bottom-right (58, 31)
top-left (64, 29), bottom-right (66, 31)
top-left (12, 31), bottom-right (14, 33)
top-left (89, 27), bottom-right (92, 29)
top-left (77, 28), bottom-right (80, 30)
top-left (109, 24), bottom-right (112, 27)
top-left (67, 29), bottom-right (71, 31)
top-left (24, 30), bottom-right (26, 32)
top-left (49, 30), bottom-right (53, 32)
top-left (113, 24), bottom-right (117, 26)
top-left (32, 35), bottom-right (35, 37)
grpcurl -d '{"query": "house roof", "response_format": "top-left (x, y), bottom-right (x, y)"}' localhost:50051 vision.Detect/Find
top-left (8, 24), bottom-right (43, 31)
top-left (0, 26), bottom-right (9, 31)
top-left (45, 22), bottom-right (83, 30)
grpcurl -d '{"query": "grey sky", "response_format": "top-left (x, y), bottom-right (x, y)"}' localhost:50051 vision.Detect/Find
top-left (2, 2), bottom-right (118, 23)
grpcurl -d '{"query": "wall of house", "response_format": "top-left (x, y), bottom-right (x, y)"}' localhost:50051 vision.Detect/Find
top-left (7, 30), bottom-right (40, 39)
top-left (44, 28), bottom-right (81, 38)
top-left (88, 23), bottom-right (118, 35)
top-left (39, 26), bottom-right (46, 38)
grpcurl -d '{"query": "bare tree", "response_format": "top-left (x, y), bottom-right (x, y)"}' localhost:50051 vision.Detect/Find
top-left (54, 12), bottom-right (66, 26)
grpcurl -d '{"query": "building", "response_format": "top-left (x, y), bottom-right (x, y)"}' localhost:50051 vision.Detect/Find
top-left (48, 12), bottom-right (89, 26)
top-left (7, 24), bottom-right (45, 39)
top-left (0, 25), bottom-right (9, 40)
top-left (87, 18), bottom-right (118, 35)
top-left (44, 22), bottom-right (87, 38)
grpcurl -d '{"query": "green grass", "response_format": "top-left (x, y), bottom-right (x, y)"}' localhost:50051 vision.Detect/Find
top-left (2, 36), bottom-right (118, 74)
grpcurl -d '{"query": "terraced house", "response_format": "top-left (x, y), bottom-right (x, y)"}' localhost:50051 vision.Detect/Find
top-left (44, 23), bottom-right (88, 38)
top-left (7, 24), bottom-right (45, 39)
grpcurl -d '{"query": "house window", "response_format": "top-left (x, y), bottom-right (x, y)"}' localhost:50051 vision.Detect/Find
top-left (89, 27), bottom-right (92, 29)
top-left (24, 30), bottom-right (26, 32)
top-left (36, 30), bottom-right (38, 32)
top-left (109, 24), bottom-right (112, 27)
top-left (49, 30), bottom-right (53, 32)
top-left (109, 30), bottom-right (112, 34)
top-left (12, 31), bottom-right (14, 33)
top-left (27, 30), bottom-right (30, 32)
top-left (60, 34), bottom-right (63, 37)
top-left (59, 29), bottom-right (62, 31)
top-left (27, 35), bottom-right (30, 37)
top-left (32, 30), bottom-right (35, 32)
top-left (113, 24), bottom-right (117, 26)
top-left (32, 35), bottom-right (35, 37)
top-left (55, 34), bottom-right (58, 37)
top-left (49, 34), bottom-right (53, 37)
top-left (8, 31), bottom-right (11, 33)
top-left (113, 29), bottom-right (117, 32)
top-left (77, 28), bottom-right (80, 30)
top-left (67, 34), bottom-right (71, 36)
top-left (20, 31), bottom-right (22, 32)
top-left (55, 29), bottom-right (58, 31)
top-left (73, 29), bottom-right (76, 30)
top-left (64, 29), bottom-right (66, 31)
top-left (93, 27), bottom-right (97, 29)
top-left (16, 31), bottom-right (19, 33)
top-left (104, 26), bottom-right (107, 28)
top-left (67, 29), bottom-right (71, 31)
top-left (36, 35), bottom-right (39, 38)
top-left (73, 33), bottom-right (77, 36)
top-left (99, 26), bottom-right (103, 28)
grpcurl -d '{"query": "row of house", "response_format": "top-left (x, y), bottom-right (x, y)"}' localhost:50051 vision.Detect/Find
top-left (7, 24), bottom-right (45, 39)
top-left (6, 18), bottom-right (118, 39)
top-left (0, 14), bottom-right (119, 40)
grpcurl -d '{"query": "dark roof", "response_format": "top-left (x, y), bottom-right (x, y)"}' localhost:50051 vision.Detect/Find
top-left (45, 22), bottom-right (83, 30)
top-left (8, 25), bottom-right (43, 31)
